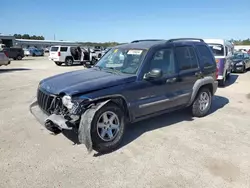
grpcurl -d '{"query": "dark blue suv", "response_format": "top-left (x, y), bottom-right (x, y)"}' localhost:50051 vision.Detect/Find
top-left (30, 38), bottom-right (218, 153)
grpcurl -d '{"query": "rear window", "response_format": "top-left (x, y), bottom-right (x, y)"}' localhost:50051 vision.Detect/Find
top-left (60, 47), bottom-right (68, 52)
top-left (50, 47), bottom-right (59, 52)
top-left (207, 43), bottom-right (224, 56)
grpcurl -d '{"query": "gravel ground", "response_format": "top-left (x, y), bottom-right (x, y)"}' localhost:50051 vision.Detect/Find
top-left (0, 56), bottom-right (250, 188)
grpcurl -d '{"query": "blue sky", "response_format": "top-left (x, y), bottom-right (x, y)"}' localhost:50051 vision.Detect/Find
top-left (1, 0), bottom-right (250, 42)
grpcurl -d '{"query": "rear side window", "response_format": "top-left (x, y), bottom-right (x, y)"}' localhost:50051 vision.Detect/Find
top-left (175, 46), bottom-right (199, 71)
top-left (60, 47), bottom-right (68, 52)
top-left (50, 47), bottom-right (59, 52)
top-left (196, 45), bottom-right (216, 68)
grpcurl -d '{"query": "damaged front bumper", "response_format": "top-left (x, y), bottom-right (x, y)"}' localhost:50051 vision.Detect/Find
top-left (29, 98), bottom-right (74, 132)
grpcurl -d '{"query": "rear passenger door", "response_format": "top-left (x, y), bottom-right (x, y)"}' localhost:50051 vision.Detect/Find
top-left (174, 45), bottom-right (201, 104)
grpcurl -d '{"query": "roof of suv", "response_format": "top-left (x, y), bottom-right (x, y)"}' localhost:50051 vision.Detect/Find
top-left (116, 38), bottom-right (207, 49)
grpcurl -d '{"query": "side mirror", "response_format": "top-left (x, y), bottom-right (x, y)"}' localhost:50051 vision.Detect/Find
top-left (144, 68), bottom-right (163, 80)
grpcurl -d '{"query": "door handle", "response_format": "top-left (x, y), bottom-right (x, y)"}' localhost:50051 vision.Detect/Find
top-left (166, 77), bottom-right (177, 83)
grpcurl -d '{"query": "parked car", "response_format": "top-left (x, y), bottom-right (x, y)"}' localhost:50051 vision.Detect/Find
top-left (3, 47), bottom-right (24, 60)
top-left (30, 38), bottom-right (218, 153)
top-left (49, 45), bottom-right (99, 66)
top-left (24, 48), bottom-right (31, 56)
top-left (231, 52), bottom-right (250, 73)
top-left (37, 49), bottom-right (44, 56)
top-left (0, 50), bottom-right (11, 66)
top-left (44, 47), bottom-right (50, 53)
top-left (24, 48), bottom-right (43, 57)
top-left (203, 39), bottom-right (233, 86)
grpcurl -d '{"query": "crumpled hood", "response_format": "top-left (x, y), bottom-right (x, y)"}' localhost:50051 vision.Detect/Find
top-left (39, 68), bottom-right (136, 95)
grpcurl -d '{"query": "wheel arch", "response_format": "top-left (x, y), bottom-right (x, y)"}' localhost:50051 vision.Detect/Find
top-left (65, 56), bottom-right (73, 60)
top-left (187, 76), bottom-right (215, 106)
top-left (89, 95), bottom-right (131, 122)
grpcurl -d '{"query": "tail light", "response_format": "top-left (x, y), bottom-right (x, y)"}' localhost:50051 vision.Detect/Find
top-left (215, 67), bottom-right (219, 79)
top-left (58, 52), bottom-right (61, 56)
top-left (4, 51), bottom-right (8, 57)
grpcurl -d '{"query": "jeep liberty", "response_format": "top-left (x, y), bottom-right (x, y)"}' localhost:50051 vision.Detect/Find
top-left (30, 38), bottom-right (218, 153)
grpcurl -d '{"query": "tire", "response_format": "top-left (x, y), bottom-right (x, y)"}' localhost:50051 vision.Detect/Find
top-left (226, 71), bottom-right (230, 80)
top-left (79, 102), bottom-right (126, 153)
top-left (218, 74), bottom-right (226, 87)
top-left (55, 62), bottom-right (62, 66)
top-left (13, 58), bottom-right (17, 60)
top-left (17, 55), bottom-right (22, 60)
top-left (241, 65), bottom-right (246, 73)
top-left (32, 53), bottom-right (36, 57)
top-left (98, 54), bottom-right (102, 58)
top-left (65, 57), bottom-right (73, 66)
top-left (191, 87), bottom-right (212, 117)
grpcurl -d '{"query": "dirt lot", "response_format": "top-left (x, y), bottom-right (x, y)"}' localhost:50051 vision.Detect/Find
top-left (0, 56), bottom-right (250, 188)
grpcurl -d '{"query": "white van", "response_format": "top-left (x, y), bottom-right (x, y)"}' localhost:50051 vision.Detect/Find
top-left (49, 46), bottom-right (99, 66)
top-left (203, 39), bottom-right (233, 86)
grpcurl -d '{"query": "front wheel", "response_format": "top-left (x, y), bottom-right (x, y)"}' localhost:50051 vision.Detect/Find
top-left (79, 103), bottom-right (126, 153)
top-left (191, 87), bottom-right (212, 117)
top-left (241, 65), bottom-right (246, 73)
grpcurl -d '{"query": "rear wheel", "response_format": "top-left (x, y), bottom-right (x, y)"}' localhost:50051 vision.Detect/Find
top-left (65, 57), bottom-right (73, 66)
top-left (219, 72), bottom-right (226, 87)
top-left (17, 55), bottom-right (22, 60)
top-left (55, 62), bottom-right (62, 66)
top-left (191, 87), bottom-right (212, 117)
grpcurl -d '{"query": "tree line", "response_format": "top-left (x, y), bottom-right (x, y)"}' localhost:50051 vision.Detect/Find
top-left (14, 34), bottom-right (45, 40)
top-left (230, 39), bottom-right (250, 45)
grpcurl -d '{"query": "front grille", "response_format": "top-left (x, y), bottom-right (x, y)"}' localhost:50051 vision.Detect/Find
top-left (37, 88), bottom-right (56, 114)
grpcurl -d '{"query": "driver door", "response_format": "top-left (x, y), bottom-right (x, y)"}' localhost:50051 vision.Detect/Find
top-left (133, 47), bottom-right (182, 118)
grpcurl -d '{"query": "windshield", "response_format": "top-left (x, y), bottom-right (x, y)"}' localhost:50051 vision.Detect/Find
top-left (95, 48), bottom-right (147, 74)
top-left (232, 53), bottom-right (244, 60)
top-left (208, 43), bottom-right (225, 56)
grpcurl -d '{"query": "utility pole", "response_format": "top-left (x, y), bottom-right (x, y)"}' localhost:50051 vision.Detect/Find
top-left (54, 34), bottom-right (56, 40)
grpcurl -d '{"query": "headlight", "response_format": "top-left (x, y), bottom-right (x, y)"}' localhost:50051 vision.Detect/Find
top-left (62, 95), bottom-right (91, 114)
top-left (62, 95), bottom-right (74, 109)
top-left (236, 62), bottom-right (243, 65)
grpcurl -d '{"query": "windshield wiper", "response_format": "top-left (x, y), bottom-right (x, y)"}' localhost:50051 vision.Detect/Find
top-left (103, 67), bottom-right (121, 74)
top-left (93, 65), bottom-right (102, 70)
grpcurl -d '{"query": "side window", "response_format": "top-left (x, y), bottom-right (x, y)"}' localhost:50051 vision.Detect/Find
top-left (175, 46), bottom-right (199, 71)
top-left (148, 48), bottom-right (175, 75)
top-left (60, 47), bottom-right (68, 52)
top-left (196, 45), bottom-right (215, 68)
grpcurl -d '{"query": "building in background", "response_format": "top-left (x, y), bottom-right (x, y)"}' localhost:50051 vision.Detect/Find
top-left (0, 34), bottom-right (80, 49)
top-left (14, 39), bottom-right (80, 48)
top-left (0, 34), bottom-right (15, 47)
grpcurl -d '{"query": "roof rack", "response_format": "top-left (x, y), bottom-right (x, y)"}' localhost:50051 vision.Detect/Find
top-left (167, 38), bottom-right (204, 43)
top-left (131, 39), bottom-right (164, 43)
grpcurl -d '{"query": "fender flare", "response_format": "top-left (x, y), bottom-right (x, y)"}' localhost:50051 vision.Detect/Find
top-left (187, 76), bottom-right (215, 106)
top-left (78, 100), bottom-right (110, 153)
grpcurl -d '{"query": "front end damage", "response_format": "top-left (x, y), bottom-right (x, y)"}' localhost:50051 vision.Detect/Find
top-left (29, 88), bottom-right (106, 152)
